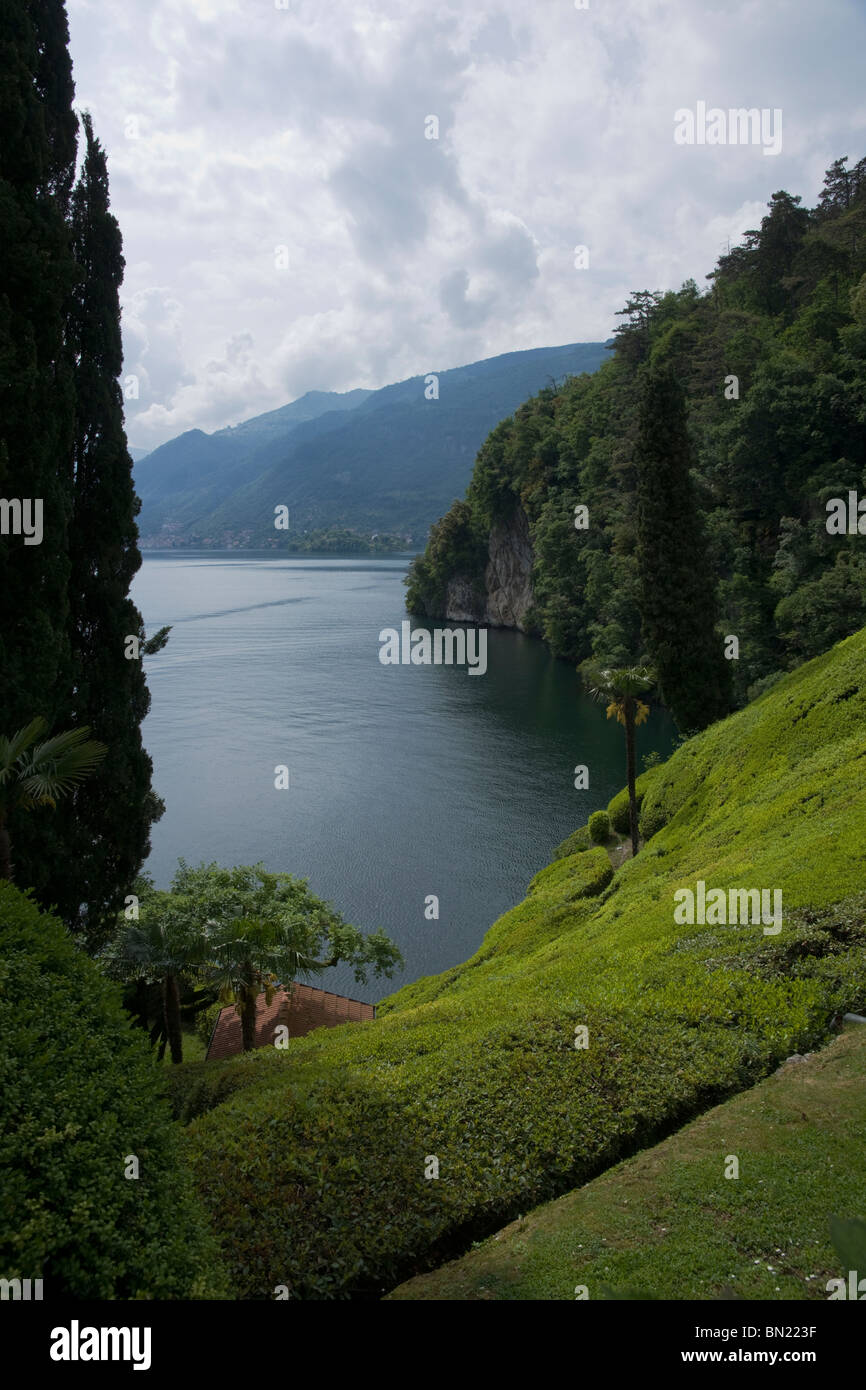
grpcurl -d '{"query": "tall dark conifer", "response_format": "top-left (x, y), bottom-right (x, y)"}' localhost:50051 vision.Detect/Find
top-left (0, 0), bottom-right (78, 900)
top-left (634, 364), bottom-right (733, 734)
top-left (48, 113), bottom-right (163, 947)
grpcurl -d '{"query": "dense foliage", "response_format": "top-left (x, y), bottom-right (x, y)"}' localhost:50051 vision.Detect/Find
top-left (0, 1), bottom-right (160, 946)
top-left (179, 626), bottom-right (866, 1298)
top-left (0, 880), bottom-right (225, 1297)
top-left (634, 364), bottom-right (733, 731)
top-left (407, 162), bottom-right (866, 718)
top-left (104, 860), bottom-right (403, 1059)
top-left (52, 112), bottom-right (162, 945)
top-left (0, 0), bottom-right (78, 891)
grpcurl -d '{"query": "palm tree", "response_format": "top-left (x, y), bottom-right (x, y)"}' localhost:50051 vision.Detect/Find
top-left (106, 891), bottom-right (212, 1064)
top-left (209, 916), bottom-right (323, 1053)
top-left (123, 860), bottom-right (402, 1055)
top-left (584, 665), bottom-right (655, 859)
top-left (0, 717), bottom-right (107, 882)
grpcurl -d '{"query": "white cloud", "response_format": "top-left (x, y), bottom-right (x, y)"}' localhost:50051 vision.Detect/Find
top-left (66, 0), bottom-right (866, 450)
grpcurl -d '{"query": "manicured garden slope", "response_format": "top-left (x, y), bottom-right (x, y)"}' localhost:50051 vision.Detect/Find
top-left (180, 628), bottom-right (866, 1298)
top-left (388, 1025), bottom-right (866, 1300)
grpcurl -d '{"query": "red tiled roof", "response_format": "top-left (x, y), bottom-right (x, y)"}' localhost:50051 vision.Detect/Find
top-left (205, 984), bottom-right (375, 1061)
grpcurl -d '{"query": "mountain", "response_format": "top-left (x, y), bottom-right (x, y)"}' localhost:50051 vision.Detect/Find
top-left (133, 344), bottom-right (611, 546)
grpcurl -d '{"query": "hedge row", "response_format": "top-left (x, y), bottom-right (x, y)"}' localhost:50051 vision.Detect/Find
top-left (0, 883), bottom-right (226, 1298)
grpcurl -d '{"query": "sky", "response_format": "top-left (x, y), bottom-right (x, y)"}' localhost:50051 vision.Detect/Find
top-left (66, 0), bottom-right (866, 452)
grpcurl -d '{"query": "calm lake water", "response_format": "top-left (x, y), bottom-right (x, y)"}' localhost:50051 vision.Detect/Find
top-left (134, 552), bottom-right (675, 1003)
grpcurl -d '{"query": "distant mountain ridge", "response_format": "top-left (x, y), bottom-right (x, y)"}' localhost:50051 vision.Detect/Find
top-left (133, 343), bottom-right (611, 546)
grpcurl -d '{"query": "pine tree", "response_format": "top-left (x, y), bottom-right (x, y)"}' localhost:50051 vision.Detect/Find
top-left (817, 157), bottom-right (853, 218)
top-left (47, 112), bottom-right (164, 947)
top-left (634, 364), bottom-right (733, 734)
top-left (0, 0), bottom-right (78, 900)
top-left (612, 290), bottom-right (663, 366)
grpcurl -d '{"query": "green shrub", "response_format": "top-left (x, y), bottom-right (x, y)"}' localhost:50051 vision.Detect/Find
top-left (190, 1068), bottom-right (451, 1299)
top-left (552, 824), bottom-right (590, 860)
top-left (195, 1000), bottom-right (224, 1050)
top-left (638, 805), bottom-right (669, 842)
top-left (0, 882), bottom-right (226, 1298)
top-left (607, 786), bottom-right (642, 833)
top-left (164, 1057), bottom-right (265, 1124)
top-left (746, 670), bottom-right (787, 703)
top-left (561, 848), bottom-right (613, 899)
top-left (588, 810), bottom-right (611, 843)
top-left (530, 847), bottom-right (613, 901)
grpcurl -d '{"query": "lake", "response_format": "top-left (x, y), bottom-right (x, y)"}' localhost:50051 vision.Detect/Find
top-left (134, 551), bottom-right (675, 1003)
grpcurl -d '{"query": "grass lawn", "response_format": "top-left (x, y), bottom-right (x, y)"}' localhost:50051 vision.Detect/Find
top-left (387, 1025), bottom-right (866, 1300)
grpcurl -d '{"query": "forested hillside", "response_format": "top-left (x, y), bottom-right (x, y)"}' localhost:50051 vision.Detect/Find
top-left (407, 159), bottom-right (866, 714)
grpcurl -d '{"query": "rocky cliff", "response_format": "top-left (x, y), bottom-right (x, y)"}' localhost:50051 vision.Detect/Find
top-left (444, 507), bottom-right (535, 630)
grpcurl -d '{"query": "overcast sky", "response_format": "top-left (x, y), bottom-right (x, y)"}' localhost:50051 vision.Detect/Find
top-left (66, 0), bottom-right (866, 452)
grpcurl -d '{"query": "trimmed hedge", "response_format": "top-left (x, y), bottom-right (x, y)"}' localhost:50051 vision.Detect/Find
top-left (165, 1056), bottom-right (265, 1125)
top-left (638, 804), bottom-right (669, 842)
top-left (552, 824), bottom-right (591, 860)
top-left (588, 810), bottom-right (611, 844)
top-left (606, 776), bottom-right (653, 834)
top-left (0, 883), bottom-right (226, 1298)
top-left (182, 627), bottom-right (866, 1300)
top-left (529, 847), bottom-right (614, 902)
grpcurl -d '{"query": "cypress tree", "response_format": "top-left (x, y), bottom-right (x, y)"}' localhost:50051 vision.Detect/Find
top-left (634, 364), bottom-right (733, 734)
top-left (0, 0), bottom-right (78, 899)
top-left (48, 112), bottom-right (164, 947)
top-left (1, 7), bottom-right (164, 940)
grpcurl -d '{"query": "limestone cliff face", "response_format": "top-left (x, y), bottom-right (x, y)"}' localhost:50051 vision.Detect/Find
top-left (444, 507), bottom-right (535, 630)
top-left (444, 576), bottom-right (486, 623)
top-left (484, 508), bottom-right (534, 629)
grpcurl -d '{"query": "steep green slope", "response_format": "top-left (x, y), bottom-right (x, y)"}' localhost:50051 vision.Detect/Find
top-left (388, 1026), bottom-right (866, 1300)
top-left (176, 627), bottom-right (866, 1298)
